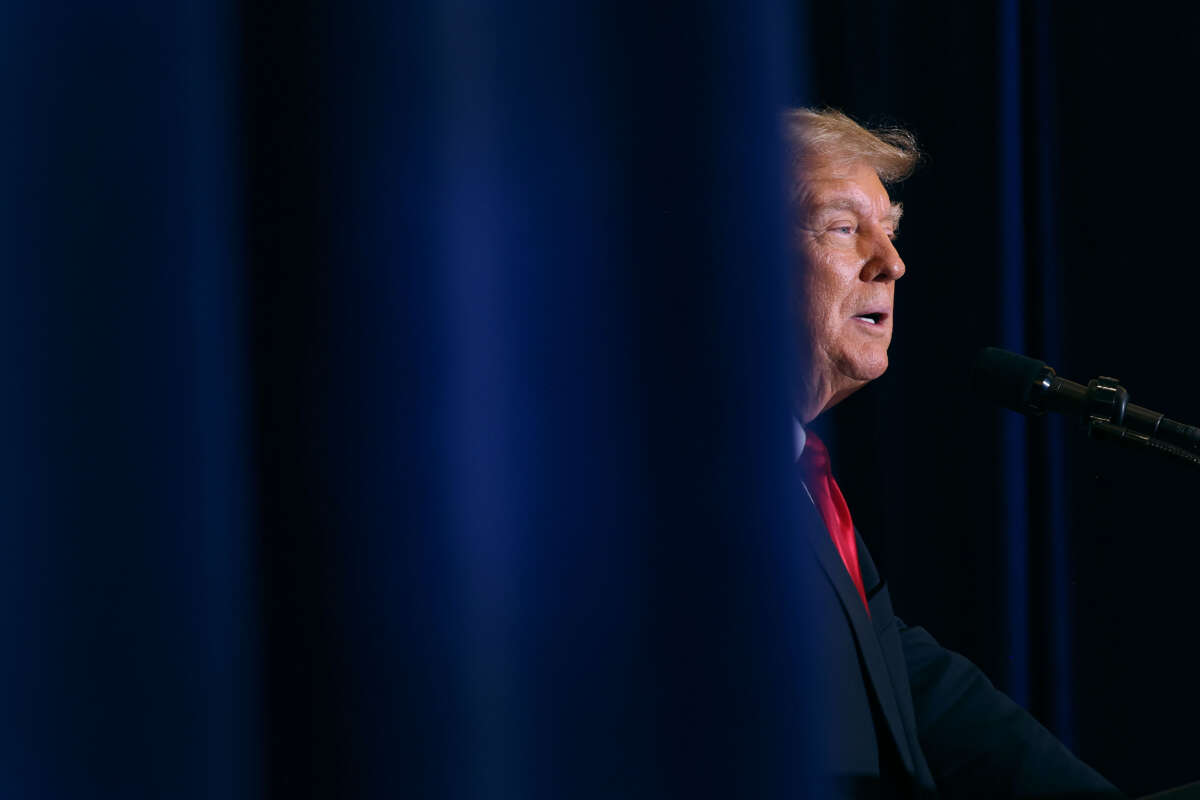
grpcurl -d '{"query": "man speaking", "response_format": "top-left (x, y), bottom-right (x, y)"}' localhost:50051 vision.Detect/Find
top-left (785, 108), bottom-right (1122, 797)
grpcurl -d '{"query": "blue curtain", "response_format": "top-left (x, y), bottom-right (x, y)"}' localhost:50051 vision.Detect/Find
top-left (5, 1), bottom-right (823, 797)
top-left (999, 0), bottom-right (1072, 745)
top-left (996, 0), bottom-right (1032, 712)
top-left (1002, 0), bottom-right (1074, 745)
top-left (2, 2), bottom-right (255, 797)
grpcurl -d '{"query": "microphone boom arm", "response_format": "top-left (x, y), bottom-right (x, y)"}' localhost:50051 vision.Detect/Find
top-left (972, 347), bottom-right (1200, 471)
top-left (1088, 420), bottom-right (1200, 472)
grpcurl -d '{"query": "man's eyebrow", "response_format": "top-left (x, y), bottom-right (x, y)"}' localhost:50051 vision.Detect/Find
top-left (811, 198), bottom-right (860, 214)
top-left (810, 198), bottom-right (904, 225)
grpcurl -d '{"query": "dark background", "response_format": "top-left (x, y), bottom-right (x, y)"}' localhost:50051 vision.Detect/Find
top-left (5, 0), bottom-right (1198, 797)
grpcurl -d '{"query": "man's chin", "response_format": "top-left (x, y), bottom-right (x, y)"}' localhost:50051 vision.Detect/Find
top-left (839, 351), bottom-right (889, 383)
top-left (797, 350), bottom-right (890, 421)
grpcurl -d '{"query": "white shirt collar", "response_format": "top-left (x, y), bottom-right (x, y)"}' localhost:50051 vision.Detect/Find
top-left (793, 418), bottom-right (807, 462)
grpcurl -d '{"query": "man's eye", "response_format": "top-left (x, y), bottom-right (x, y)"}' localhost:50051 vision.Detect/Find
top-left (830, 225), bottom-right (855, 235)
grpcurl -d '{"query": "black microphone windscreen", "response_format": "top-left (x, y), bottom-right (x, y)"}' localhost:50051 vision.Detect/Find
top-left (971, 347), bottom-right (1046, 413)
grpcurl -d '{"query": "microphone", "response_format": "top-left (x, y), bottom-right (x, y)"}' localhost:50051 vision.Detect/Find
top-left (970, 347), bottom-right (1200, 456)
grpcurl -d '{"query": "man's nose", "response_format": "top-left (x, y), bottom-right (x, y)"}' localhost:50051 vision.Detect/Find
top-left (859, 227), bottom-right (906, 282)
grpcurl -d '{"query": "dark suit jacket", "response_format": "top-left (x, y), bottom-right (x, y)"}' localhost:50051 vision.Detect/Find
top-left (797, 496), bottom-right (1124, 798)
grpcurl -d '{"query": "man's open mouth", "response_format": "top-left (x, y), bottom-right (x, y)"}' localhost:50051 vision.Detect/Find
top-left (852, 312), bottom-right (886, 325)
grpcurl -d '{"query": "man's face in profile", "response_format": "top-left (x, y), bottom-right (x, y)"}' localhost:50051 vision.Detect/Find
top-left (794, 156), bottom-right (906, 422)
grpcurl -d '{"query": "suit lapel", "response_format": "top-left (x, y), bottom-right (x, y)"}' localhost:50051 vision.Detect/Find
top-left (797, 493), bottom-right (917, 776)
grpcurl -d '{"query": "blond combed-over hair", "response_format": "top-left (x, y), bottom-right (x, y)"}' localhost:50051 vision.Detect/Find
top-left (783, 108), bottom-right (919, 188)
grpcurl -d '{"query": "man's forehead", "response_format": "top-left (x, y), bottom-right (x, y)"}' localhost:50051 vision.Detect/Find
top-left (798, 162), bottom-right (902, 221)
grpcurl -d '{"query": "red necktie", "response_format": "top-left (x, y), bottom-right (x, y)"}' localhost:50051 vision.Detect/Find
top-left (799, 433), bottom-right (870, 614)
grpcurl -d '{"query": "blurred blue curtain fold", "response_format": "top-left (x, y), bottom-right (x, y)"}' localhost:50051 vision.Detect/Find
top-left (1, 1), bottom-right (256, 798)
top-left (997, 0), bottom-right (1073, 744)
top-left (5, 1), bottom-right (821, 797)
top-left (996, 0), bottom-right (1031, 712)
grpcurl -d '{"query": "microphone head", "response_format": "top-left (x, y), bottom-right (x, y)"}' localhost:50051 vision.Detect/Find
top-left (970, 347), bottom-right (1049, 414)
